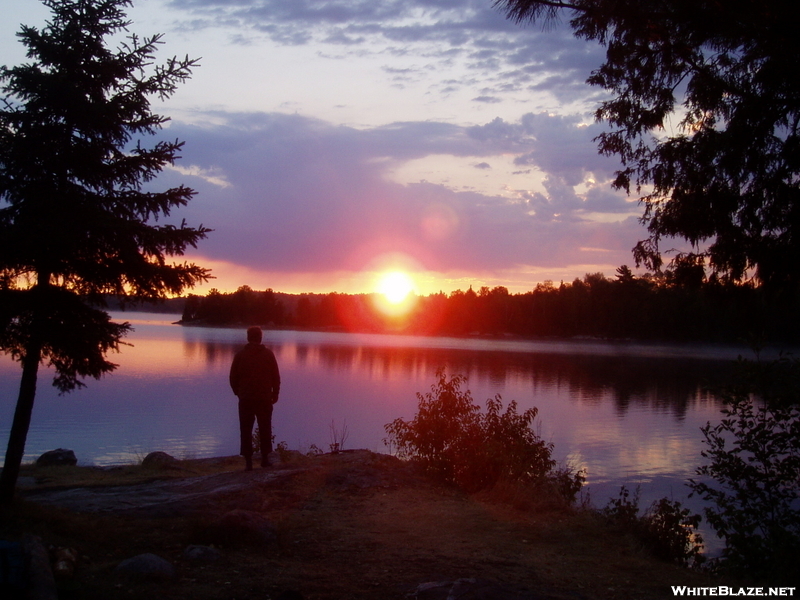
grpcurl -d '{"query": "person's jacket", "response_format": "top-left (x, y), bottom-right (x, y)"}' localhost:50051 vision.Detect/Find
top-left (229, 343), bottom-right (280, 403)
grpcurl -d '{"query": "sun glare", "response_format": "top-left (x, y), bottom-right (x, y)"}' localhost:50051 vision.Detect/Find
top-left (378, 271), bottom-right (415, 304)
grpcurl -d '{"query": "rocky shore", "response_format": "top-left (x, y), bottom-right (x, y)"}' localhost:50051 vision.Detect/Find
top-left (2, 449), bottom-right (720, 600)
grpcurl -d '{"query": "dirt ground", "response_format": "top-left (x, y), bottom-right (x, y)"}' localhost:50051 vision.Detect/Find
top-left (3, 450), bottom-right (721, 600)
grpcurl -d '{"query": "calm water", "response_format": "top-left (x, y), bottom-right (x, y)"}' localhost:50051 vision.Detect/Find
top-left (1, 311), bottom-right (761, 545)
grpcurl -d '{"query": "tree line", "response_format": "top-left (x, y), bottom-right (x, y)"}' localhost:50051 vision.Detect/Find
top-left (180, 267), bottom-right (800, 344)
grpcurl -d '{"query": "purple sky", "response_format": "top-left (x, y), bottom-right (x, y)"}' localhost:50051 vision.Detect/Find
top-left (2, 0), bottom-right (654, 295)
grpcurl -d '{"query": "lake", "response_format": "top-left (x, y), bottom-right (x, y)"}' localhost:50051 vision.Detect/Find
top-left (1, 311), bottom-right (761, 548)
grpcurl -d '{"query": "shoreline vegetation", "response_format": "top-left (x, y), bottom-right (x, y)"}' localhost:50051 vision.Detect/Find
top-left (150, 268), bottom-right (799, 345)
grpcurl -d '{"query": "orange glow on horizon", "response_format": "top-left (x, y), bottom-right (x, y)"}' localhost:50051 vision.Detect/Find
top-left (183, 253), bottom-right (635, 297)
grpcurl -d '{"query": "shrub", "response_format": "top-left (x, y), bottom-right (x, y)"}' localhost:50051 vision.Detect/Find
top-left (384, 369), bottom-right (584, 498)
top-left (602, 485), bottom-right (641, 528)
top-left (689, 357), bottom-right (800, 581)
top-left (602, 486), bottom-right (704, 567)
top-left (642, 498), bottom-right (704, 567)
top-left (478, 466), bottom-right (586, 512)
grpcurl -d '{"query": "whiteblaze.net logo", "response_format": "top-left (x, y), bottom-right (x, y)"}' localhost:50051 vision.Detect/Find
top-left (672, 588), bottom-right (796, 597)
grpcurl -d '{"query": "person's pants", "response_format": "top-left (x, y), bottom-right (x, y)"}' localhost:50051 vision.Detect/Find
top-left (238, 400), bottom-right (273, 457)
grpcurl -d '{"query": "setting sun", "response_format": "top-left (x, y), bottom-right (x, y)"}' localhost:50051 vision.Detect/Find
top-left (377, 271), bottom-right (415, 304)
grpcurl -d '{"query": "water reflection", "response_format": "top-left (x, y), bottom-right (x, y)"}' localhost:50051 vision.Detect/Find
top-left (183, 335), bottom-right (734, 420)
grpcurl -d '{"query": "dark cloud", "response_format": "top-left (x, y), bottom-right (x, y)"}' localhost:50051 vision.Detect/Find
top-left (169, 0), bottom-right (408, 25)
top-left (166, 0), bottom-right (605, 107)
top-left (156, 110), bottom-right (636, 278)
top-left (472, 95), bottom-right (502, 104)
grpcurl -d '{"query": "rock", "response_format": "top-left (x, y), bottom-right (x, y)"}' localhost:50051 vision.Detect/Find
top-left (201, 509), bottom-right (278, 547)
top-left (141, 451), bottom-right (179, 469)
top-left (182, 544), bottom-right (221, 562)
top-left (52, 547), bottom-right (79, 580)
top-left (21, 533), bottom-right (58, 600)
top-left (36, 449), bottom-right (77, 467)
top-left (114, 553), bottom-right (176, 581)
top-left (263, 450), bottom-right (283, 466)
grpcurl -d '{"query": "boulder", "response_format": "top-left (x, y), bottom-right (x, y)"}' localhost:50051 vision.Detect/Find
top-left (201, 509), bottom-right (278, 547)
top-left (36, 449), bottom-right (77, 467)
top-left (263, 450), bottom-right (283, 467)
top-left (21, 534), bottom-right (58, 600)
top-left (141, 451), bottom-right (179, 469)
top-left (52, 547), bottom-right (79, 580)
top-left (182, 545), bottom-right (221, 562)
top-left (114, 553), bottom-right (175, 581)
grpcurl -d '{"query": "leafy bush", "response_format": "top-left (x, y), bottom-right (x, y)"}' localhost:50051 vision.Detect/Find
top-left (276, 440), bottom-right (292, 461)
top-left (689, 357), bottom-right (800, 581)
top-left (602, 486), bottom-right (704, 567)
top-left (642, 498), bottom-right (704, 567)
top-left (602, 485), bottom-right (641, 528)
top-left (384, 370), bottom-right (480, 486)
top-left (548, 465), bottom-right (587, 507)
top-left (384, 369), bottom-right (584, 499)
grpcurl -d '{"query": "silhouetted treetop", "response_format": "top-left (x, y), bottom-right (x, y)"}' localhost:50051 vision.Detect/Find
top-left (0, 0), bottom-right (209, 301)
top-left (496, 0), bottom-right (800, 292)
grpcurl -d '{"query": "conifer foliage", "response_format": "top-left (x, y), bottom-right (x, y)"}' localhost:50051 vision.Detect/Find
top-left (496, 0), bottom-right (800, 291)
top-left (0, 0), bottom-right (210, 502)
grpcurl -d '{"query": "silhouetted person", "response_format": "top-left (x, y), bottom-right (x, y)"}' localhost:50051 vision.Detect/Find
top-left (230, 326), bottom-right (280, 471)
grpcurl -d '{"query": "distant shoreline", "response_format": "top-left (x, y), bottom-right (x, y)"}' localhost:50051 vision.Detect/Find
top-left (109, 307), bottom-right (794, 361)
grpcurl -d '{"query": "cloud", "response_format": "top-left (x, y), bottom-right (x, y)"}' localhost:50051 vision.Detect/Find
top-left (165, 0), bottom-right (605, 109)
top-left (167, 164), bottom-right (232, 188)
top-left (155, 109), bottom-right (637, 282)
top-left (472, 95), bottom-right (502, 104)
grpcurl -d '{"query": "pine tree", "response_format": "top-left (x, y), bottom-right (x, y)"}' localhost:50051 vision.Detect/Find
top-left (0, 0), bottom-right (210, 503)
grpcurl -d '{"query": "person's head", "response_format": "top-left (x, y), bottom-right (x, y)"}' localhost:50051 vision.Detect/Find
top-left (246, 326), bottom-right (262, 343)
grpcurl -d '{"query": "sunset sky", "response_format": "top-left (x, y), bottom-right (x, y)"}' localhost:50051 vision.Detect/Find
top-left (1, 0), bottom-right (653, 296)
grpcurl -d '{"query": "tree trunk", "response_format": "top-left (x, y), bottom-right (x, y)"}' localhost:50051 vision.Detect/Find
top-left (0, 339), bottom-right (42, 504)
